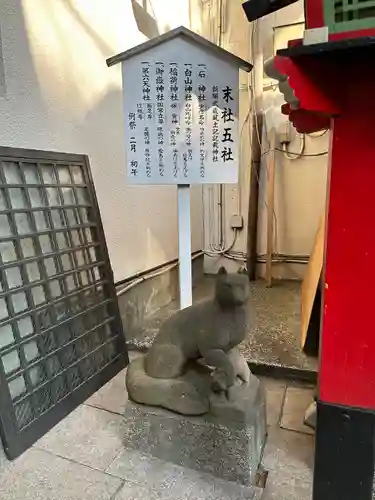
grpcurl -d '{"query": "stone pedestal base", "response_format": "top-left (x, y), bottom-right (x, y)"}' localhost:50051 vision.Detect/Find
top-left (122, 375), bottom-right (266, 487)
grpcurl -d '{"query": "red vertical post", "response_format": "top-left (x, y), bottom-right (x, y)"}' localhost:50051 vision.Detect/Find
top-left (305, 0), bottom-right (324, 29)
top-left (314, 66), bottom-right (375, 500)
top-left (267, 37), bottom-right (375, 499)
top-left (321, 101), bottom-right (375, 410)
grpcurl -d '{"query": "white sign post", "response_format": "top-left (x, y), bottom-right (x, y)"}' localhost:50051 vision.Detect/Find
top-left (177, 183), bottom-right (192, 307)
top-left (107, 26), bottom-right (252, 309)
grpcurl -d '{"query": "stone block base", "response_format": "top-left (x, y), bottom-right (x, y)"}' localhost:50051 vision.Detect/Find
top-left (122, 376), bottom-right (266, 487)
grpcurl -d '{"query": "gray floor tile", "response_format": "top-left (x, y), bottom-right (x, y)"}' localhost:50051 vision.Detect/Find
top-left (114, 482), bottom-right (158, 500)
top-left (260, 378), bottom-right (286, 427)
top-left (0, 448), bottom-right (122, 500)
top-left (0, 442), bottom-right (8, 473)
top-left (263, 427), bottom-right (314, 479)
top-left (281, 386), bottom-right (315, 435)
top-left (262, 469), bottom-right (312, 500)
top-left (85, 369), bottom-right (128, 415)
top-left (107, 447), bottom-right (185, 488)
top-left (202, 476), bottom-right (257, 499)
top-left (253, 489), bottom-right (265, 500)
top-left (115, 474), bottom-right (257, 500)
top-left (108, 448), bottom-right (258, 499)
top-left (84, 354), bottom-right (143, 414)
top-left (128, 351), bottom-right (144, 361)
top-left (36, 405), bottom-right (128, 470)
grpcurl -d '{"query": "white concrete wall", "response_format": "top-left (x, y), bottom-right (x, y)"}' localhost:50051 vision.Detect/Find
top-left (194, 0), bottom-right (328, 279)
top-left (257, 1), bottom-right (329, 279)
top-left (0, 0), bottom-right (202, 282)
top-left (192, 0), bottom-right (253, 275)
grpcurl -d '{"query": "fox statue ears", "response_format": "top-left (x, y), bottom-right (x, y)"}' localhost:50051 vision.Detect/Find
top-left (218, 266), bottom-right (246, 275)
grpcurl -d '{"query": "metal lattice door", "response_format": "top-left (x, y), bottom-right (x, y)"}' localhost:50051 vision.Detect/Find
top-left (0, 147), bottom-right (127, 459)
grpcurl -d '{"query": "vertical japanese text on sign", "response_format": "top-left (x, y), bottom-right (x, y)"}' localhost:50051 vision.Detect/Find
top-left (156, 62), bottom-right (165, 177)
top-left (124, 48), bottom-right (239, 183)
top-left (170, 62), bottom-right (179, 178)
top-left (212, 85), bottom-right (219, 163)
top-left (198, 63), bottom-right (207, 178)
top-left (142, 61), bottom-right (151, 178)
top-left (221, 86), bottom-right (234, 162)
top-left (184, 63), bottom-right (193, 178)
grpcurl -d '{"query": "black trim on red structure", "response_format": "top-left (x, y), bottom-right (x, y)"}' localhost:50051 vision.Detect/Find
top-left (313, 401), bottom-right (375, 500)
top-left (278, 36), bottom-right (375, 58)
top-left (302, 281), bottom-right (321, 357)
top-left (242, 0), bottom-right (298, 23)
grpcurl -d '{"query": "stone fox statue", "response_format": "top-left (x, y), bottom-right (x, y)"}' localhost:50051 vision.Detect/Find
top-left (126, 267), bottom-right (251, 415)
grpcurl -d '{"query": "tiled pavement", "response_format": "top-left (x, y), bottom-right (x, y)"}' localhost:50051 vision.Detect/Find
top-left (0, 355), bottom-right (316, 500)
top-left (261, 380), bottom-right (315, 500)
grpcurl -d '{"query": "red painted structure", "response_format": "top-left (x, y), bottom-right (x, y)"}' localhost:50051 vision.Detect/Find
top-left (274, 34), bottom-right (375, 498)
top-left (249, 0), bottom-right (375, 495)
top-left (253, 2), bottom-right (375, 497)
top-left (275, 37), bottom-right (375, 411)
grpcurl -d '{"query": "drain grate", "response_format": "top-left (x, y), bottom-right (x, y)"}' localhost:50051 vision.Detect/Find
top-left (0, 147), bottom-right (127, 458)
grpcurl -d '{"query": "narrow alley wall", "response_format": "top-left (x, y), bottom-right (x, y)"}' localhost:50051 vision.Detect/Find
top-left (0, 0), bottom-right (203, 282)
top-left (257, 1), bottom-right (329, 279)
top-left (191, 0), bottom-right (253, 275)
top-left (193, 0), bottom-right (328, 279)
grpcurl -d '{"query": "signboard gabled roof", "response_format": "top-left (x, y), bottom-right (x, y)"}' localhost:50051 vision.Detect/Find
top-left (106, 25), bottom-right (253, 72)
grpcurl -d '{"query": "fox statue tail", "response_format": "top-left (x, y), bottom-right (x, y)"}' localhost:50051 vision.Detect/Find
top-left (126, 356), bottom-right (209, 415)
